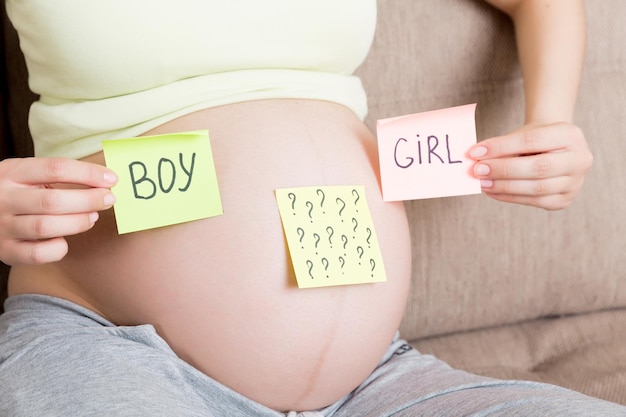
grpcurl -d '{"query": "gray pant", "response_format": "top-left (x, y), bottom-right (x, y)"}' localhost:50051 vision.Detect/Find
top-left (1, 295), bottom-right (625, 416)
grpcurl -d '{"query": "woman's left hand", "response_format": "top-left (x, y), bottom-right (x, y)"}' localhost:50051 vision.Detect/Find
top-left (469, 122), bottom-right (593, 210)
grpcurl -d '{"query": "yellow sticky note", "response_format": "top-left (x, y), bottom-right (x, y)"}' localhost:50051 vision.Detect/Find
top-left (102, 130), bottom-right (223, 234)
top-left (276, 186), bottom-right (386, 288)
top-left (376, 103), bottom-right (481, 201)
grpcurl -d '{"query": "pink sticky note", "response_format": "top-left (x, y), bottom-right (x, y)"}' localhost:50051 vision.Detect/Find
top-left (376, 103), bottom-right (481, 202)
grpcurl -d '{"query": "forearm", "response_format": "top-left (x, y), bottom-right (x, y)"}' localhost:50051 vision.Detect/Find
top-left (486, 0), bottom-right (586, 124)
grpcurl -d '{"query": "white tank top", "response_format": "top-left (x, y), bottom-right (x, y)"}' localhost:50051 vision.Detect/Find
top-left (6, 0), bottom-right (377, 158)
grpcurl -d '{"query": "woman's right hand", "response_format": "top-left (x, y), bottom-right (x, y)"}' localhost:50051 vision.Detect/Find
top-left (0, 157), bottom-right (118, 265)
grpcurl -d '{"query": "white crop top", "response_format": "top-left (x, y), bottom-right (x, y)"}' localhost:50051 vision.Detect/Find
top-left (6, 1), bottom-right (377, 159)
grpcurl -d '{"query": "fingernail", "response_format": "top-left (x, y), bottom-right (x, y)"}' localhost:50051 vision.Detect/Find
top-left (480, 179), bottom-right (494, 188)
top-left (104, 171), bottom-right (118, 184)
top-left (89, 212), bottom-right (99, 223)
top-left (470, 146), bottom-right (488, 158)
top-left (104, 193), bottom-right (117, 206)
top-left (474, 164), bottom-right (491, 176)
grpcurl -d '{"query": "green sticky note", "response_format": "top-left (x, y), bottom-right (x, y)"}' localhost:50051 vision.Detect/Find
top-left (102, 130), bottom-right (223, 234)
top-left (276, 185), bottom-right (386, 288)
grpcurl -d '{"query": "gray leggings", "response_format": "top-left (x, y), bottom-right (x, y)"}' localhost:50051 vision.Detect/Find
top-left (1, 295), bottom-right (625, 417)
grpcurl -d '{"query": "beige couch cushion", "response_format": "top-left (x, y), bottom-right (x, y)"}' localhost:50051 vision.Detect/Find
top-left (414, 309), bottom-right (626, 405)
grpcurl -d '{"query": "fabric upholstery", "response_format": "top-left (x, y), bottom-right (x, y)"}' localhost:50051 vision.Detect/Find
top-left (413, 309), bottom-right (626, 404)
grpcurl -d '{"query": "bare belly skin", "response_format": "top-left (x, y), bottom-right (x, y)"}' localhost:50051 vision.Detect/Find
top-left (9, 99), bottom-right (412, 411)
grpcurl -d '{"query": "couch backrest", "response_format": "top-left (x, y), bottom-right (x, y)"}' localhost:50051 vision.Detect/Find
top-left (356, 0), bottom-right (626, 340)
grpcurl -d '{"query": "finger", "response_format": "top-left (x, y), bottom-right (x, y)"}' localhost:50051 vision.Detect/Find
top-left (5, 187), bottom-right (116, 215)
top-left (470, 123), bottom-right (584, 159)
top-left (480, 176), bottom-right (576, 197)
top-left (473, 152), bottom-right (581, 181)
top-left (1, 237), bottom-right (69, 266)
top-left (8, 212), bottom-right (99, 241)
top-left (10, 157), bottom-right (118, 188)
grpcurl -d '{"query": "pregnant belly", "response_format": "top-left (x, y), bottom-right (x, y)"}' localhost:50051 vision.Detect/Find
top-left (10, 100), bottom-right (412, 411)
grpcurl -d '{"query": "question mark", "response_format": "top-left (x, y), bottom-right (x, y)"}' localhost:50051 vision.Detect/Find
top-left (317, 189), bottom-right (326, 213)
top-left (336, 197), bottom-right (346, 220)
top-left (306, 260), bottom-right (314, 279)
top-left (313, 233), bottom-right (321, 249)
top-left (366, 228), bottom-right (372, 247)
top-left (339, 256), bottom-right (346, 269)
top-left (370, 259), bottom-right (376, 276)
top-left (326, 226), bottom-right (335, 246)
top-left (306, 201), bottom-right (314, 222)
top-left (288, 192), bottom-right (297, 214)
top-left (352, 189), bottom-right (361, 211)
top-left (356, 246), bottom-right (364, 264)
top-left (321, 257), bottom-right (330, 271)
top-left (342, 234), bottom-right (349, 250)
top-left (352, 218), bottom-right (359, 235)
top-left (297, 228), bottom-right (305, 248)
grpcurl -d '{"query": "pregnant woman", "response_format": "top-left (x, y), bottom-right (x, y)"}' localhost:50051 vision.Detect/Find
top-left (1, 1), bottom-right (623, 416)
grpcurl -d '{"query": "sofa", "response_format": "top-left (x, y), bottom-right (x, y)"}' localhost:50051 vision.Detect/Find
top-left (2, 0), bottom-right (625, 407)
